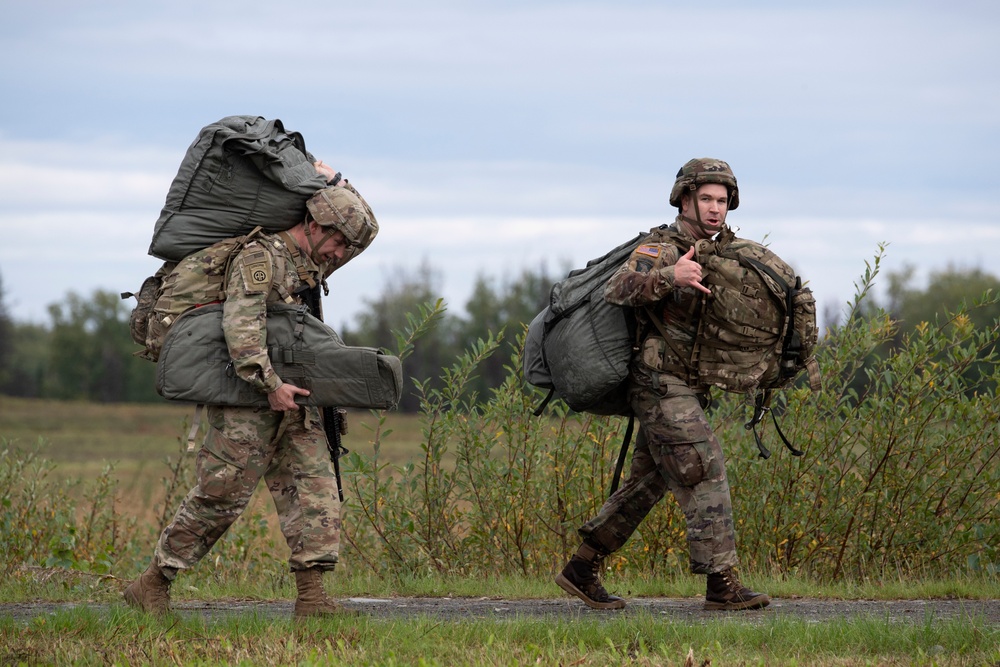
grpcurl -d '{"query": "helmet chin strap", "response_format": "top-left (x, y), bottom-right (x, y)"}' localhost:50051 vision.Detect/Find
top-left (303, 220), bottom-right (341, 267)
top-left (680, 187), bottom-right (727, 237)
top-left (680, 214), bottom-right (720, 237)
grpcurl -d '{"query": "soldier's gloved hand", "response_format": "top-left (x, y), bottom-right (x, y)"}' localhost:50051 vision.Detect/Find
top-left (674, 246), bottom-right (712, 295)
top-left (268, 382), bottom-right (311, 411)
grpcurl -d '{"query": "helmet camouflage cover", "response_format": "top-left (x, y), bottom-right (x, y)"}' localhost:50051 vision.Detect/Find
top-left (305, 183), bottom-right (379, 267)
top-left (669, 157), bottom-right (740, 210)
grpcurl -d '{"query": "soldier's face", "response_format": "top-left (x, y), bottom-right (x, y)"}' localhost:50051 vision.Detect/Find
top-left (312, 226), bottom-right (349, 263)
top-left (681, 184), bottom-right (728, 239)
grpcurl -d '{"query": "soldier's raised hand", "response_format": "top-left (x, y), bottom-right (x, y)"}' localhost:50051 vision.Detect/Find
top-left (674, 246), bottom-right (712, 295)
top-left (313, 160), bottom-right (340, 184)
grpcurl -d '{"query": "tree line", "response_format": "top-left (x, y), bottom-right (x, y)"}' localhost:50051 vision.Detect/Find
top-left (0, 262), bottom-right (557, 410)
top-left (1, 257), bottom-right (998, 410)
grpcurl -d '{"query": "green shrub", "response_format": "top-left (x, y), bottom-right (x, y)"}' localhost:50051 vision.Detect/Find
top-left (0, 440), bottom-right (137, 577)
top-left (1, 256), bottom-right (997, 585)
top-left (342, 252), bottom-right (999, 581)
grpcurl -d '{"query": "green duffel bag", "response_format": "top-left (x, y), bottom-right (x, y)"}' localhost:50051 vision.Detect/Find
top-left (156, 302), bottom-right (402, 410)
top-left (149, 116), bottom-right (328, 262)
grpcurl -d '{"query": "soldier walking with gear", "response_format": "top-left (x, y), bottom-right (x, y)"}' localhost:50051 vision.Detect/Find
top-left (123, 177), bottom-right (378, 619)
top-left (556, 158), bottom-right (770, 612)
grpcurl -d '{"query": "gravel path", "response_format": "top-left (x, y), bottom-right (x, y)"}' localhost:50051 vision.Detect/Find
top-left (3, 596), bottom-right (998, 625)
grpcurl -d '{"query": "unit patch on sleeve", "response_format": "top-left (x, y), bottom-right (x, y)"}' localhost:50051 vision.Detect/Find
top-left (635, 258), bottom-right (654, 273)
top-left (238, 249), bottom-right (273, 295)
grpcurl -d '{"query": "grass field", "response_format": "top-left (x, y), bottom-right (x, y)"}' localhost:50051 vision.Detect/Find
top-left (3, 605), bottom-right (995, 666)
top-left (2, 396), bottom-right (998, 666)
top-left (0, 395), bottom-right (426, 507)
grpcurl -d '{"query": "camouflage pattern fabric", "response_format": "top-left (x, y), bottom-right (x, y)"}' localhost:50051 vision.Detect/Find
top-left (155, 404), bottom-right (340, 573)
top-left (604, 220), bottom-right (703, 386)
top-left (669, 157), bottom-right (740, 210)
top-left (606, 219), bottom-right (818, 395)
top-left (578, 219), bottom-right (741, 575)
top-left (577, 371), bottom-right (738, 574)
top-left (306, 181), bottom-right (379, 272)
top-left (222, 233), bottom-right (312, 393)
top-left (153, 230), bottom-right (341, 574)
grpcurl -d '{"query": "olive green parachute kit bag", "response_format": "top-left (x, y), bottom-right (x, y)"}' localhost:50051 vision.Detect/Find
top-left (523, 231), bottom-right (651, 417)
top-left (156, 303), bottom-right (402, 410)
top-left (149, 115), bottom-right (329, 262)
top-left (126, 114), bottom-right (331, 353)
top-left (123, 115), bottom-right (400, 417)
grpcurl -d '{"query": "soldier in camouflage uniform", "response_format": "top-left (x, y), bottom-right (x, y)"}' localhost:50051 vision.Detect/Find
top-left (124, 177), bottom-right (378, 619)
top-left (556, 158), bottom-right (770, 612)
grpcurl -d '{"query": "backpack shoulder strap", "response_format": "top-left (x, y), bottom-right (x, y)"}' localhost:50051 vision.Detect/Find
top-left (220, 226), bottom-right (265, 297)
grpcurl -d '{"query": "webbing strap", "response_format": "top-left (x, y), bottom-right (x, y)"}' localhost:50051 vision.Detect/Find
top-left (278, 230), bottom-right (317, 291)
top-left (531, 388), bottom-right (556, 417)
top-left (644, 306), bottom-right (699, 387)
top-left (185, 404), bottom-right (205, 453)
top-left (608, 414), bottom-right (635, 497)
top-left (744, 390), bottom-right (805, 459)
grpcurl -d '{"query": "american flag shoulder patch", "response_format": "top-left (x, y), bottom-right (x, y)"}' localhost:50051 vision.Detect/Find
top-left (635, 244), bottom-right (661, 258)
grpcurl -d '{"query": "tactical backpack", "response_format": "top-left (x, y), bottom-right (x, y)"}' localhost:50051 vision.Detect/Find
top-left (124, 230), bottom-right (268, 362)
top-left (649, 227), bottom-right (821, 397)
top-left (648, 227), bottom-right (821, 458)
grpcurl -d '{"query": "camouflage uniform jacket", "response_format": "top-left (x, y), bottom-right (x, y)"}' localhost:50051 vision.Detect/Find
top-left (222, 231), bottom-right (321, 394)
top-left (603, 219), bottom-right (727, 386)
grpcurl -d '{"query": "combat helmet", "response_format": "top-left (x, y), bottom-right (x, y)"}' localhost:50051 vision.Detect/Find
top-left (669, 158), bottom-right (740, 211)
top-left (305, 183), bottom-right (379, 269)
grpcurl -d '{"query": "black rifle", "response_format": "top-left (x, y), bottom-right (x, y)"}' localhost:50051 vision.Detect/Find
top-left (294, 283), bottom-right (349, 502)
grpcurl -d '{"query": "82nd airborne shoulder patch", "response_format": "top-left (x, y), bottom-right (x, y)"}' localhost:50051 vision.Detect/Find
top-left (239, 249), bottom-right (273, 295)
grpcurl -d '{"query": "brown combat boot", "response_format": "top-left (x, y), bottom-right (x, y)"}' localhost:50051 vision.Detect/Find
top-left (294, 568), bottom-right (350, 619)
top-left (123, 561), bottom-right (172, 615)
top-left (704, 568), bottom-right (770, 610)
top-left (555, 543), bottom-right (626, 610)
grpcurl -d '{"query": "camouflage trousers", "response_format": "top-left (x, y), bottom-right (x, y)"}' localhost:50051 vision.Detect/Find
top-left (154, 404), bottom-right (341, 576)
top-left (578, 370), bottom-right (738, 574)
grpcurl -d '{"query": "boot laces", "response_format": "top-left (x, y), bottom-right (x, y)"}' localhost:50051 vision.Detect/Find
top-left (717, 569), bottom-right (756, 600)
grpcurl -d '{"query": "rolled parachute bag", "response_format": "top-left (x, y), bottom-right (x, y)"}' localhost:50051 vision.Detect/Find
top-left (156, 303), bottom-right (402, 410)
top-left (149, 116), bottom-right (329, 262)
top-left (542, 295), bottom-right (633, 416)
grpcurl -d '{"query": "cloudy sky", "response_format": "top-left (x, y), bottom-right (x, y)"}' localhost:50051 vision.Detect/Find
top-left (1, 0), bottom-right (997, 333)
